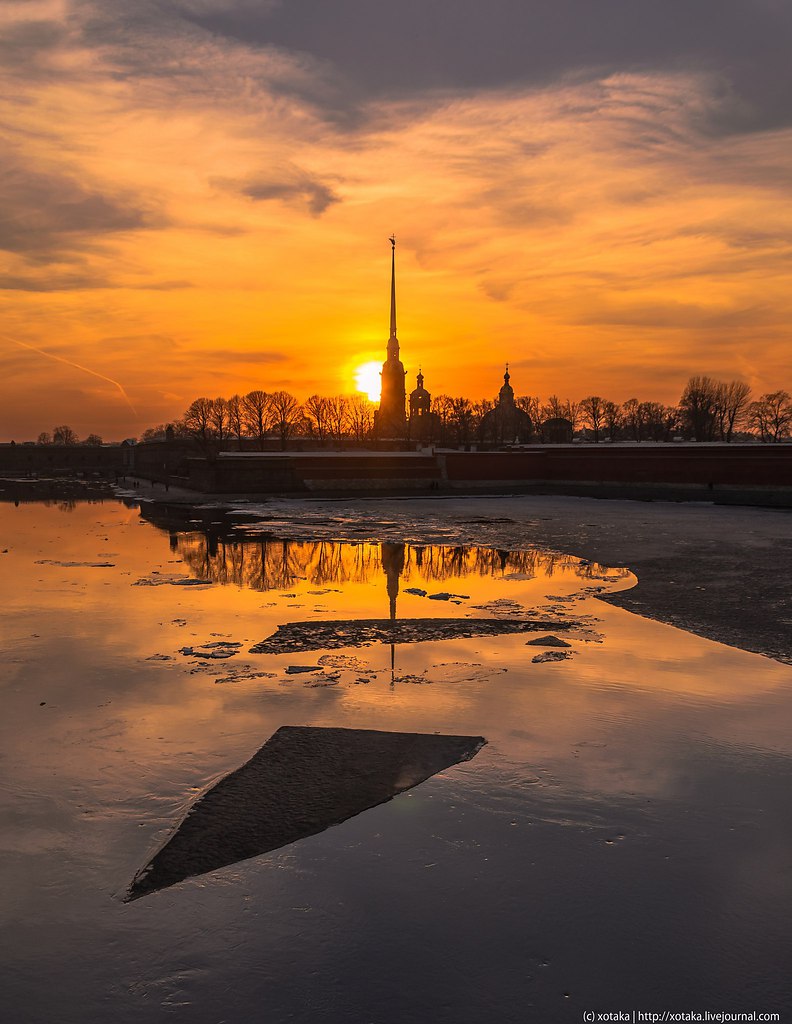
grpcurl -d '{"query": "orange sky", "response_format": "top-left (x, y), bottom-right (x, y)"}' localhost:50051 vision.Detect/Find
top-left (1, 1), bottom-right (791, 440)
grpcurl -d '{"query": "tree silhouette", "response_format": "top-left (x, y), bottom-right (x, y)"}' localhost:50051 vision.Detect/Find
top-left (53, 425), bottom-right (78, 445)
top-left (346, 395), bottom-right (374, 441)
top-left (226, 395), bottom-right (245, 451)
top-left (580, 395), bottom-right (605, 442)
top-left (324, 396), bottom-right (350, 441)
top-left (268, 390), bottom-right (302, 450)
top-left (241, 390), bottom-right (270, 450)
top-left (679, 376), bottom-right (719, 441)
top-left (748, 391), bottom-right (792, 442)
top-left (715, 381), bottom-right (752, 442)
top-left (304, 395), bottom-right (330, 442)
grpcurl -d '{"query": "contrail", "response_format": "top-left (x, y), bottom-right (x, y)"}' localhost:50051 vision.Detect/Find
top-left (3, 335), bottom-right (138, 416)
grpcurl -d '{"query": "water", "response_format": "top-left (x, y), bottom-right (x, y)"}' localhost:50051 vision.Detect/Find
top-left (1, 498), bottom-right (791, 1021)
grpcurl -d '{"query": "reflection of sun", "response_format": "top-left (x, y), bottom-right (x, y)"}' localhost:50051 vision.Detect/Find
top-left (354, 361), bottom-right (382, 402)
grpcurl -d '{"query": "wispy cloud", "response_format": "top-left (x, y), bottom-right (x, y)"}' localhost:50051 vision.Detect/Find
top-left (216, 168), bottom-right (341, 217)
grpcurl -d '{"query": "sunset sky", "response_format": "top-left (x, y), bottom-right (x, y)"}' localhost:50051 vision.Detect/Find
top-left (2, 0), bottom-right (791, 440)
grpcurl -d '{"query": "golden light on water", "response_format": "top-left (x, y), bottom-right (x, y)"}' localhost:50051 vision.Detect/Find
top-left (354, 362), bottom-right (382, 402)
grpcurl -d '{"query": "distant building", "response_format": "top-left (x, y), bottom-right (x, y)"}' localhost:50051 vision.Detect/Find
top-left (374, 236), bottom-right (407, 439)
top-left (541, 417), bottom-right (574, 443)
top-left (479, 366), bottom-right (532, 444)
top-left (408, 369), bottom-right (435, 442)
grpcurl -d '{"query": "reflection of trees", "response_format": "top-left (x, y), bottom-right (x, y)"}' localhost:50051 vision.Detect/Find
top-left (173, 535), bottom-right (629, 591)
top-left (401, 545), bottom-right (618, 582)
top-left (175, 536), bottom-right (385, 591)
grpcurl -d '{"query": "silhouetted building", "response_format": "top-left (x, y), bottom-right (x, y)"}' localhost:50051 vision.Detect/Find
top-left (408, 369), bottom-right (435, 442)
top-left (541, 417), bottom-right (574, 443)
top-left (479, 366), bottom-right (532, 444)
top-left (374, 236), bottom-right (407, 439)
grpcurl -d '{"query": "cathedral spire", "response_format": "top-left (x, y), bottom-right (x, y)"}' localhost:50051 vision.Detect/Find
top-left (388, 234), bottom-right (398, 357)
top-left (376, 235), bottom-right (407, 438)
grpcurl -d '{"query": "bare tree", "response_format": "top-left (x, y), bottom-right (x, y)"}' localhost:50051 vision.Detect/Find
top-left (84, 433), bottom-right (103, 446)
top-left (639, 402), bottom-right (668, 441)
top-left (580, 396), bottom-right (606, 441)
top-left (140, 423), bottom-right (168, 442)
top-left (516, 395), bottom-right (541, 430)
top-left (542, 395), bottom-right (567, 422)
top-left (304, 394), bottom-right (331, 442)
top-left (602, 400), bottom-right (622, 441)
top-left (473, 399), bottom-right (494, 442)
top-left (662, 405), bottom-right (680, 440)
top-left (621, 398), bottom-right (644, 441)
top-left (324, 395), bottom-right (350, 441)
top-left (431, 395), bottom-right (455, 444)
top-left (715, 380), bottom-right (752, 442)
top-left (346, 395), bottom-right (374, 442)
top-left (268, 390), bottom-right (302, 449)
top-left (37, 431), bottom-right (52, 445)
top-left (53, 425), bottom-right (79, 445)
top-left (208, 397), bottom-right (230, 444)
top-left (748, 391), bottom-right (792, 442)
top-left (449, 397), bottom-right (475, 446)
top-left (226, 394), bottom-right (245, 450)
top-left (679, 375), bottom-right (719, 441)
top-left (183, 397), bottom-right (215, 453)
top-left (242, 390), bottom-right (270, 450)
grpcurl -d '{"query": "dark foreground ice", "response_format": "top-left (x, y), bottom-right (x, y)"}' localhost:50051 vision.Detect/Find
top-left (128, 726), bottom-right (485, 900)
top-left (251, 616), bottom-right (579, 653)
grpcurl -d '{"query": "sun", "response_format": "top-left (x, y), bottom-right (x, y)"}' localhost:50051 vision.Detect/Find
top-left (354, 361), bottom-right (382, 402)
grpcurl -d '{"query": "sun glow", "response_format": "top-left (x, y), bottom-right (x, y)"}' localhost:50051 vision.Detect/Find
top-left (354, 361), bottom-right (382, 402)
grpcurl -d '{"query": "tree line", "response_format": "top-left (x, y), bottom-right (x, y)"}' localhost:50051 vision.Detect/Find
top-left (147, 377), bottom-right (791, 448)
top-left (27, 376), bottom-right (792, 448)
top-left (34, 427), bottom-right (104, 446)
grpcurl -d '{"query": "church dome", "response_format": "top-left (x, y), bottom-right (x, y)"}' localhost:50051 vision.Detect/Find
top-left (498, 366), bottom-right (515, 405)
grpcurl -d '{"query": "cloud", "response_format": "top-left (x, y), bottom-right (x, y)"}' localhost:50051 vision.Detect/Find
top-left (0, 143), bottom-right (160, 260)
top-left (241, 177), bottom-right (339, 217)
top-left (2, 0), bottom-right (792, 437)
top-left (0, 15), bottom-right (66, 76)
top-left (184, 0), bottom-right (792, 134)
top-left (0, 274), bottom-right (192, 292)
top-left (571, 300), bottom-right (787, 331)
top-left (217, 169), bottom-right (341, 217)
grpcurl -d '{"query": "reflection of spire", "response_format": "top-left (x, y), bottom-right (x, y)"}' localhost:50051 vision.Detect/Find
top-left (381, 542), bottom-right (405, 684)
top-left (388, 234), bottom-right (398, 359)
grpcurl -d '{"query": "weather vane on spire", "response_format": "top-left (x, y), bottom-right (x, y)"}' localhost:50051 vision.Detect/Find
top-left (389, 234), bottom-right (396, 248)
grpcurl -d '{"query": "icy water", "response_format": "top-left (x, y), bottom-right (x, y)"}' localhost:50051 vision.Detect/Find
top-left (2, 498), bottom-right (792, 1023)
